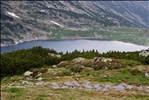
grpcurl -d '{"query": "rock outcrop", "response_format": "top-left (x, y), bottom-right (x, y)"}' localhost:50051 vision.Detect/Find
top-left (24, 68), bottom-right (48, 79)
top-left (56, 57), bottom-right (125, 73)
top-left (130, 65), bottom-right (149, 76)
top-left (92, 57), bottom-right (124, 70)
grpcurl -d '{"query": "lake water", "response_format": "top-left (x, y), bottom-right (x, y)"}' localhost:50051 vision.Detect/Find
top-left (1, 39), bottom-right (148, 54)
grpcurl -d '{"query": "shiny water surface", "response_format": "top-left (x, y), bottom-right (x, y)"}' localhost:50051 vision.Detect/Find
top-left (1, 39), bottom-right (148, 54)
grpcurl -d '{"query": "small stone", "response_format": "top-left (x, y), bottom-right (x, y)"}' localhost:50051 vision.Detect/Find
top-left (145, 73), bottom-right (149, 78)
top-left (35, 82), bottom-right (44, 86)
top-left (52, 65), bottom-right (57, 68)
top-left (81, 66), bottom-right (85, 68)
top-left (61, 86), bottom-right (69, 88)
top-left (28, 82), bottom-right (34, 85)
top-left (55, 76), bottom-right (60, 78)
top-left (82, 81), bottom-right (93, 90)
top-left (76, 78), bottom-right (79, 81)
top-left (124, 84), bottom-right (133, 89)
top-left (131, 92), bottom-right (137, 95)
top-left (111, 84), bottom-right (125, 91)
top-left (22, 81), bottom-right (34, 85)
top-left (72, 81), bottom-right (80, 87)
top-left (37, 77), bottom-right (42, 81)
top-left (64, 82), bottom-right (74, 87)
top-left (102, 85), bottom-right (111, 91)
top-left (93, 84), bottom-right (102, 90)
top-left (83, 84), bottom-right (93, 90)
top-left (51, 83), bottom-right (60, 89)
top-left (24, 71), bottom-right (33, 77)
top-left (85, 81), bottom-right (91, 85)
top-left (36, 73), bottom-right (42, 77)
top-left (22, 81), bottom-right (29, 84)
top-left (25, 77), bottom-right (32, 80)
top-left (103, 75), bottom-right (108, 78)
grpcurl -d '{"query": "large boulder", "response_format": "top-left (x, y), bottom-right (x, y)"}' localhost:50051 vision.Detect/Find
top-left (92, 57), bottom-right (124, 70)
top-left (72, 57), bottom-right (92, 67)
top-left (130, 65), bottom-right (149, 75)
top-left (57, 61), bottom-right (69, 68)
top-left (82, 59), bottom-right (93, 67)
top-left (73, 57), bottom-right (86, 64)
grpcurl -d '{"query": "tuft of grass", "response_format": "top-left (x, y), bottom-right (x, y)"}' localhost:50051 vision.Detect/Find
top-left (133, 94), bottom-right (149, 99)
top-left (2, 86), bottom-right (148, 100)
top-left (10, 88), bottom-right (23, 94)
top-left (36, 94), bottom-right (45, 100)
top-left (89, 68), bottom-right (149, 85)
top-left (2, 87), bottom-right (24, 97)
top-left (64, 71), bottom-right (72, 76)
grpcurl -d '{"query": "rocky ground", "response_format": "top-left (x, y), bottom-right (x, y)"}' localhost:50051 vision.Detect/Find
top-left (1, 57), bottom-right (149, 100)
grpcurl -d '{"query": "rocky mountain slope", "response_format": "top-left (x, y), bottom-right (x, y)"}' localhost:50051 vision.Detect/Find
top-left (1, 1), bottom-right (149, 46)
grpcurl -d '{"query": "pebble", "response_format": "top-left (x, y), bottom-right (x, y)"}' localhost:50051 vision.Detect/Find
top-left (35, 82), bottom-right (44, 86)
top-left (37, 77), bottom-right (42, 81)
top-left (51, 83), bottom-right (60, 89)
top-left (93, 84), bottom-right (102, 90)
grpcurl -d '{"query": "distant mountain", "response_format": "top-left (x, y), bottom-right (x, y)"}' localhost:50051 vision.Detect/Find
top-left (1, 1), bottom-right (149, 46)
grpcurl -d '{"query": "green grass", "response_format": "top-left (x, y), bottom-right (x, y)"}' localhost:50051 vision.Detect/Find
top-left (133, 94), bottom-right (149, 100)
top-left (117, 59), bottom-right (141, 67)
top-left (2, 86), bottom-right (149, 100)
top-left (1, 65), bottom-right (149, 100)
top-left (49, 26), bottom-right (149, 46)
top-left (79, 67), bottom-right (149, 85)
top-left (2, 87), bottom-right (24, 96)
top-left (36, 94), bottom-right (45, 100)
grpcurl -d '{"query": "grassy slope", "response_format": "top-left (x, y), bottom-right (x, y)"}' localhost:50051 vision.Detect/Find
top-left (49, 26), bottom-right (149, 46)
top-left (1, 64), bottom-right (149, 100)
top-left (1, 86), bottom-right (149, 100)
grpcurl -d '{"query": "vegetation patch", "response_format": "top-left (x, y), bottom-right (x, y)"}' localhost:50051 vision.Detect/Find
top-left (1, 46), bottom-right (149, 79)
top-left (2, 87), bottom-right (24, 97)
top-left (49, 27), bottom-right (149, 46)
